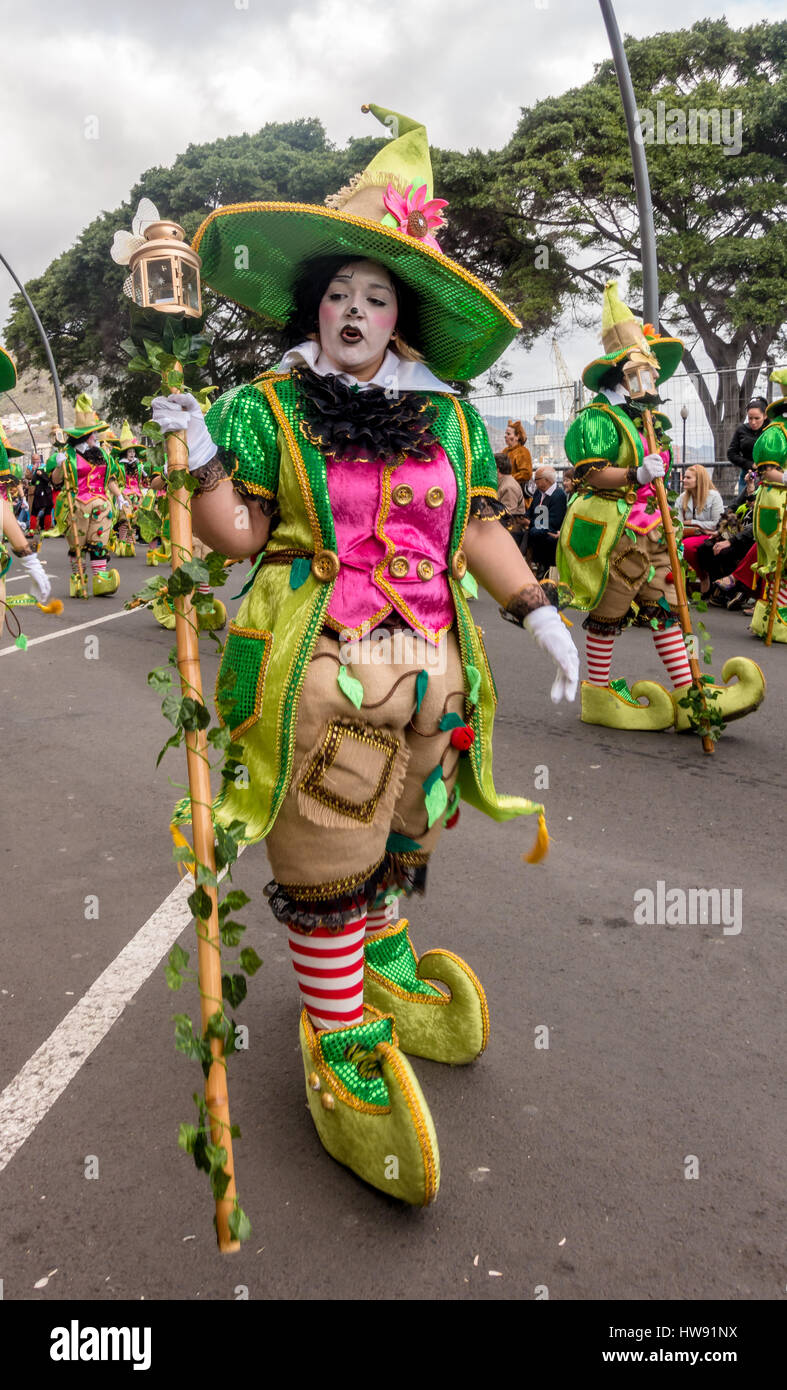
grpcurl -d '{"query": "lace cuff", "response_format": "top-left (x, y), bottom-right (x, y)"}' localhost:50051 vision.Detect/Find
top-left (469, 494), bottom-right (508, 522)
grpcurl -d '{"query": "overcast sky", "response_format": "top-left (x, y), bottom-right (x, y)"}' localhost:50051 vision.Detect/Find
top-left (1, 0), bottom-right (781, 396)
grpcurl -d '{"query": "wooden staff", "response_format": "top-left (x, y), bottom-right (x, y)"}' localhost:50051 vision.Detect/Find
top-left (165, 413), bottom-right (240, 1254)
top-left (641, 409), bottom-right (714, 754)
top-left (764, 498), bottom-right (787, 647)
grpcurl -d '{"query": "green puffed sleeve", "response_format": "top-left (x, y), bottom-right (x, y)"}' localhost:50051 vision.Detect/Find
top-left (458, 399), bottom-right (499, 495)
top-left (564, 406), bottom-right (621, 470)
top-left (205, 383), bottom-right (281, 499)
top-left (753, 421), bottom-right (787, 469)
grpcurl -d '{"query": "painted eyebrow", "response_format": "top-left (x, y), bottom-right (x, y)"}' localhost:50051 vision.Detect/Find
top-left (330, 274), bottom-right (393, 292)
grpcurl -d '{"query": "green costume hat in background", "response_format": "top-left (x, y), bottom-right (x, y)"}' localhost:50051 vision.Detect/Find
top-left (193, 103), bottom-right (521, 383)
top-left (65, 392), bottom-right (109, 442)
top-left (766, 368), bottom-right (787, 420)
top-left (0, 343), bottom-right (18, 394)
top-left (112, 418), bottom-right (146, 456)
top-left (582, 281), bottom-right (683, 392)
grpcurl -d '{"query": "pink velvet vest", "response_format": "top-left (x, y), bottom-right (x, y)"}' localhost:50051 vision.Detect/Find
top-left (325, 446), bottom-right (457, 644)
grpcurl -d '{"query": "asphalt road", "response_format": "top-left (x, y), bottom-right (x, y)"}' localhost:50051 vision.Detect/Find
top-left (0, 536), bottom-right (784, 1303)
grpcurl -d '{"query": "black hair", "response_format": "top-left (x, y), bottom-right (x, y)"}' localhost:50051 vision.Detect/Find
top-left (747, 396), bottom-right (768, 412)
top-left (279, 253), bottom-right (423, 355)
top-left (596, 362), bottom-right (627, 391)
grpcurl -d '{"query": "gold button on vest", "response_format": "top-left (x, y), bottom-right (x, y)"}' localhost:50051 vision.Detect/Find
top-left (392, 483), bottom-right (414, 506)
top-left (311, 549), bottom-right (340, 582)
top-left (450, 549), bottom-right (467, 579)
top-left (425, 486), bottom-right (444, 508)
top-left (389, 555), bottom-right (410, 579)
top-left (416, 559), bottom-right (434, 581)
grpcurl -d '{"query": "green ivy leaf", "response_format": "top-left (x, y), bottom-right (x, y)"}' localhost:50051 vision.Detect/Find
top-left (424, 777), bottom-right (449, 828)
top-left (228, 1204), bottom-right (252, 1243)
top-left (290, 556), bottom-right (312, 590)
top-left (147, 667), bottom-right (173, 694)
top-left (170, 943), bottom-right (190, 972)
top-left (165, 964), bottom-right (183, 990)
top-left (220, 887), bottom-right (252, 916)
top-left (178, 1123), bottom-right (197, 1154)
top-left (220, 920), bottom-right (246, 947)
top-left (156, 730), bottom-right (183, 767)
top-left (222, 973), bottom-right (248, 1009)
top-left (438, 712), bottom-right (465, 730)
top-left (239, 947), bottom-right (263, 977)
top-left (337, 664), bottom-right (364, 709)
top-left (195, 863), bottom-right (218, 888)
top-left (207, 726), bottom-right (232, 750)
top-left (188, 886), bottom-right (213, 921)
top-left (161, 692), bottom-right (182, 726)
top-left (465, 664), bottom-right (481, 706)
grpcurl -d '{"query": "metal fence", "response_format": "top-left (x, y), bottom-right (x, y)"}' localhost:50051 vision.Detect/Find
top-left (471, 362), bottom-right (786, 503)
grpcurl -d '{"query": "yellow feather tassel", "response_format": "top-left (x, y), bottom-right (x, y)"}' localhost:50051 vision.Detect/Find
top-left (523, 811), bottom-right (549, 864)
top-left (36, 598), bottom-right (64, 614)
top-left (170, 822), bottom-right (195, 877)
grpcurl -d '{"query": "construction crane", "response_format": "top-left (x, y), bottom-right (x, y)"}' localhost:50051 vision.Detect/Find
top-left (551, 337), bottom-right (579, 429)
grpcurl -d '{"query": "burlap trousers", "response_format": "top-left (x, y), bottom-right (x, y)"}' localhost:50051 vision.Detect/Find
top-left (265, 627), bottom-right (465, 900)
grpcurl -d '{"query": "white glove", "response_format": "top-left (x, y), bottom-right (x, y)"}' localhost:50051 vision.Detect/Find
top-left (637, 455), bottom-right (665, 484)
top-left (116, 492), bottom-right (128, 509)
top-left (56, 451), bottom-right (67, 464)
top-left (524, 604), bottom-right (580, 704)
top-left (151, 394), bottom-right (217, 472)
top-left (20, 551), bottom-right (51, 604)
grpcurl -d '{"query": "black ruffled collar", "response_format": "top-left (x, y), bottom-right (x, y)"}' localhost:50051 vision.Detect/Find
top-left (293, 364), bottom-right (438, 465)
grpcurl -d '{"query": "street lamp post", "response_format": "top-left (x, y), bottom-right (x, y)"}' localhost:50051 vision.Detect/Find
top-left (680, 404), bottom-right (688, 467)
top-left (0, 250), bottom-right (65, 427)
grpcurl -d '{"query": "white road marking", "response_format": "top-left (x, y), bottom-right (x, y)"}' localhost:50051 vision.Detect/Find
top-left (0, 873), bottom-right (198, 1174)
top-left (0, 603), bottom-right (149, 655)
top-left (5, 573), bottom-right (59, 585)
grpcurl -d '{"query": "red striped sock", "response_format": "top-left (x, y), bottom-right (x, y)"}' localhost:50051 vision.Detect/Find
top-left (652, 626), bottom-right (692, 688)
top-left (778, 585), bottom-right (787, 606)
top-left (288, 910), bottom-right (367, 1031)
top-left (585, 633), bottom-right (615, 686)
top-left (365, 896), bottom-right (399, 938)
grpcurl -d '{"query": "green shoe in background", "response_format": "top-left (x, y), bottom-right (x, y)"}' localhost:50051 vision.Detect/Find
top-left (299, 1004), bottom-right (440, 1206)
top-left (580, 678), bottom-right (675, 731)
top-left (69, 573), bottom-right (89, 600)
top-left (363, 919), bottom-right (489, 1065)
top-left (671, 657), bottom-right (766, 732)
top-left (197, 597), bottom-right (227, 631)
top-left (92, 567), bottom-right (120, 597)
top-left (750, 599), bottom-right (787, 644)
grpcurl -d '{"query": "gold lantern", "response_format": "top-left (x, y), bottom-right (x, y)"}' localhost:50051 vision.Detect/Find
top-left (127, 220), bottom-right (202, 317)
top-left (622, 346), bottom-right (660, 401)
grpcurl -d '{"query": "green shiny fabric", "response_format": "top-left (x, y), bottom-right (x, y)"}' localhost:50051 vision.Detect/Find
top-left (365, 929), bottom-right (442, 998)
top-left (319, 1013), bottom-right (393, 1107)
top-left (210, 369), bottom-right (540, 844)
top-left (752, 480), bottom-right (787, 575)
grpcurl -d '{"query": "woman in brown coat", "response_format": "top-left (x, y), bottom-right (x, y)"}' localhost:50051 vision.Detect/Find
top-left (504, 420), bottom-right (533, 486)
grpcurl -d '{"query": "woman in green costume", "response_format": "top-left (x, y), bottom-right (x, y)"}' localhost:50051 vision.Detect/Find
top-left (749, 370), bottom-right (787, 643)
top-left (152, 105), bottom-right (579, 1206)
top-left (558, 283), bottom-right (765, 732)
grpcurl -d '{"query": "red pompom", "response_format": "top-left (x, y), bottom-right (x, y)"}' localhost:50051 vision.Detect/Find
top-left (445, 808), bottom-right (460, 828)
top-left (665, 572), bottom-right (673, 583)
top-left (450, 725), bottom-right (475, 750)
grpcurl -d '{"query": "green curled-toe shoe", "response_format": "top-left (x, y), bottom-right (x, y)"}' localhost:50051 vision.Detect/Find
top-left (363, 919), bottom-right (489, 1066)
top-left (299, 1004), bottom-right (440, 1206)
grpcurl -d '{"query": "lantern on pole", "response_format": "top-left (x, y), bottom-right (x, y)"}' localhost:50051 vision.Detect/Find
top-left (621, 347), bottom-right (659, 402)
top-left (112, 197), bottom-right (242, 1251)
top-left (111, 198), bottom-right (202, 317)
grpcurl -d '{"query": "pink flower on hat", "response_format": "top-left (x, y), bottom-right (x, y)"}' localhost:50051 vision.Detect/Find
top-left (383, 182), bottom-right (448, 250)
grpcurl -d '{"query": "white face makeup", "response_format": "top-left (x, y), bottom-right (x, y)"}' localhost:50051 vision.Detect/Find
top-left (317, 260), bottom-right (398, 381)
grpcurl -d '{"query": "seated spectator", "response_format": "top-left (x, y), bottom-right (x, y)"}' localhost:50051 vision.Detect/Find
top-left (503, 420), bottom-right (533, 489)
top-left (679, 465), bottom-right (724, 592)
top-left (495, 451), bottom-right (529, 540)
top-left (527, 465), bottom-right (567, 577)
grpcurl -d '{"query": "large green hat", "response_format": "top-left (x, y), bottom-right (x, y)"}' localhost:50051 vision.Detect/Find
top-left (0, 344), bottom-right (18, 394)
top-left (766, 368), bottom-right (787, 420)
top-left (583, 281), bottom-right (683, 392)
top-left (112, 418), bottom-right (146, 456)
top-left (65, 392), bottom-right (109, 441)
top-left (192, 103), bottom-right (521, 383)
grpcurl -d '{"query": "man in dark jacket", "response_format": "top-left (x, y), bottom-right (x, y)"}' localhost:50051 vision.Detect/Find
top-left (527, 465), bottom-right (567, 576)
top-left (727, 399), bottom-right (768, 489)
top-left (29, 454), bottom-right (54, 531)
